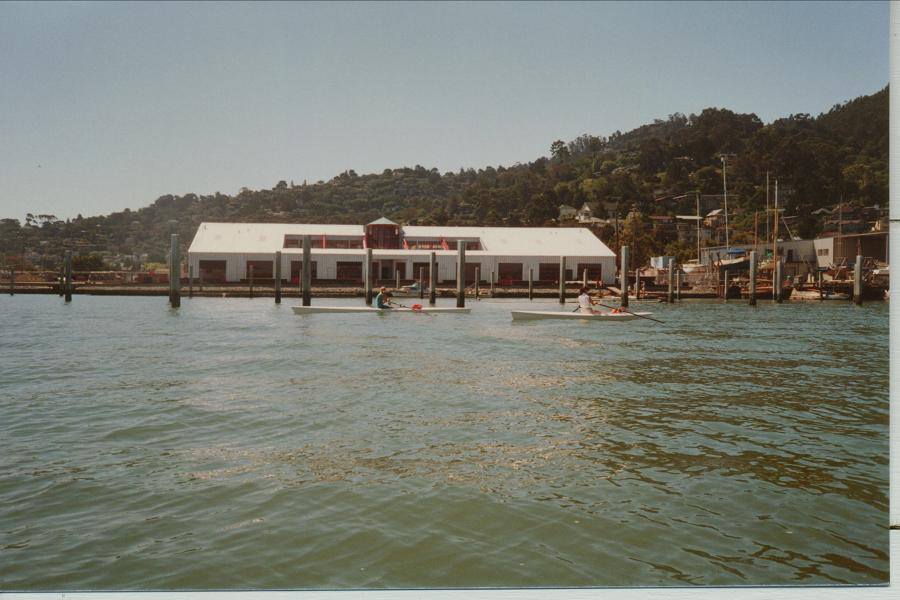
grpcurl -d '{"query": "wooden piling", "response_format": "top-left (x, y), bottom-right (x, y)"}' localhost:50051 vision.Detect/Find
top-left (582, 268), bottom-right (588, 289)
top-left (418, 267), bottom-right (424, 299)
top-left (774, 260), bottom-right (783, 304)
top-left (365, 248), bottom-right (373, 305)
top-left (429, 251), bottom-right (436, 306)
top-left (667, 263), bottom-right (675, 303)
top-left (8, 268), bottom-right (13, 296)
top-left (456, 240), bottom-right (466, 308)
top-left (748, 250), bottom-right (757, 306)
top-left (395, 268), bottom-right (400, 290)
top-left (64, 250), bottom-right (72, 302)
top-left (302, 235), bottom-right (312, 306)
top-left (274, 251), bottom-right (282, 304)
top-left (58, 265), bottom-right (64, 296)
top-left (723, 271), bottom-right (729, 302)
top-left (199, 268), bottom-right (204, 292)
top-left (853, 254), bottom-right (863, 305)
top-left (490, 270), bottom-right (495, 298)
top-left (249, 265), bottom-right (254, 299)
top-left (558, 256), bottom-right (566, 304)
top-left (528, 268), bottom-right (533, 301)
top-left (620, 246), bottom-right (629, 308)
top-left (474, 267), bottom-right (480, 300)
top-left (169, 234), bottom-right (181, 307)
top-left (817, 269), bottom-right (823, 300)
top-left (675, 269), bottom-right (681, 301)
top-left (188, 264), bottom-right (194, 299)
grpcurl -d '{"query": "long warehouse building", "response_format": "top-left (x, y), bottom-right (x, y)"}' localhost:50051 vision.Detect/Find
top-left (187, 219), bottom-right (617, 285)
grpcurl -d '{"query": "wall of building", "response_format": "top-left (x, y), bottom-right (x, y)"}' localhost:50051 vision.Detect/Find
top-left (188, 251), bottom-right (617, 284)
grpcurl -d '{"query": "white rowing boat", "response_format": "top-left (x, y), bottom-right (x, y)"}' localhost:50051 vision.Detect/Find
top-left (510, 310), bottom-right (653, 321)
top-left (292, 306), bottom-right (470, 315)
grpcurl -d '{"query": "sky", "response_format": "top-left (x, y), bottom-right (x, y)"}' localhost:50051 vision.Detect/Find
top-left (0, 1), bottom-right (889, 221)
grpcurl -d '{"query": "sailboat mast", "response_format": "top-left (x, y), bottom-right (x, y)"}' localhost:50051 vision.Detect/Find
top-left (765, 171), bottom-right (770, 250)
top-left (773, 179), bottom-right (779, 264)
top-left (721, 156), bottom-right (729, 250)
top-left (696, 192), bottom-right (701, 262)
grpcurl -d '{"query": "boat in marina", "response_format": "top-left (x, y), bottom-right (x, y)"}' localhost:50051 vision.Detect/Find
top-left (510, 310), bottom-right (654, 321)
top-left (292, 305), bottom-right (470, 315)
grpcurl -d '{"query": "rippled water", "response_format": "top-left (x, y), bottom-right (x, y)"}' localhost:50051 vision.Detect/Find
top-left (0, 294), bottom-right (889, 589)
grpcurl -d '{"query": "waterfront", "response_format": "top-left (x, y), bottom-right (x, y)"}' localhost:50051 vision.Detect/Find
top-left (0, 295), bottom-right (889, 589)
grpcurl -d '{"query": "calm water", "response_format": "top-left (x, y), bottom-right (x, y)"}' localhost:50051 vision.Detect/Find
top-left (0, 294), bottom-right (889, 589)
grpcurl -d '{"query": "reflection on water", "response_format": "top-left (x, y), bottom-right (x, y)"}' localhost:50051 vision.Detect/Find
top-left (0, 295), bottom-right (889, 588)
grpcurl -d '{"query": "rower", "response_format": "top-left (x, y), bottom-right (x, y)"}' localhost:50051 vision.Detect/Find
top-left (374, 286), bottom-right (393, 309)
top-left (577, 286), bottom-right (598, 314)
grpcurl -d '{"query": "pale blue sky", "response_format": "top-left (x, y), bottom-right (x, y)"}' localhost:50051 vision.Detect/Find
top-left (0, 1), bottom-right (889, 220)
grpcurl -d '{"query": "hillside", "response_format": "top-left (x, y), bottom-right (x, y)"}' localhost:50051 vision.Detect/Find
top-left (0, 86), bottom-right (888, 267)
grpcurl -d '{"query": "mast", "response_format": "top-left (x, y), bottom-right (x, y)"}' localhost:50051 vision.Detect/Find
top-left (754, 210), bottom-right (758, 248)
top-left (696, 191), bottom-right (701, 262)
top-left (772, 179), bottom-right (779, 266)
top-left (721, 156), bottom-right (730, 250)
top-left (765, 171), bottom-right (770, 251)
top-left (838, 198), bottom-right (843, 267)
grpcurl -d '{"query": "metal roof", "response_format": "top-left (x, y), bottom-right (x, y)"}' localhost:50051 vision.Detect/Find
top-left (188, 222), bottom-right (615, 257)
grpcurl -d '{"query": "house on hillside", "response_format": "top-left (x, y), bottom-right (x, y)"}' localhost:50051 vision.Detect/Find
top-left (558, 204), bottom-right (577, 220)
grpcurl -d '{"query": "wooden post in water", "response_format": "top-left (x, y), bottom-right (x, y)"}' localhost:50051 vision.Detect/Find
top-left (558, 256), bottom-right (566, 304)
top-left (248, 265), bottom-right (254, 299)
top-left (582, 268), bottom-right (588, 289)
top-left (58, 264), bottom-right (64, 296)
top-left (188, 264), bottom-right (194, 299)
top-left (490, 270), bottom-right (495, 298)
top-left (8, 268), bottom-right (13, 296)
top-left (774, 259), bottom-right (783, 304)
top-left (428, 251), bottom-right (436, 306)
top-left (169, 234), bottom-right (181, 307)
top-left (274, 251), bottom-right (282, 304)
top-left (528, 268), bottom-right (533, 301)
top-left (365, 248), bottom-right (373, 305)
top-left (723, 270), bottom-right (729, 302)
top-left (199, 268), bottom-right (204, 293)
top-left (817, 269), bottom-right (823, 300)
top-left (667, 262), bottom-right (675, 303)
top-left (474, 267), bottom-right (480, 300)
top-left (456, 240), bottom-right (466, 308)
top-left (302, 235), bottom-right (312, 306)
top-left (64, 250), bottom-right (72, 302)
top-left (620, 246), bottom-right (629, 308)
top-left (748, 250), bottom-right (757, 306)
top-left (418, 267), bottom-right (424, 300)
top-left (675, 269), bottom-right (682, 302)
top-left (395, 267), bottom-right (400, 290)
top-left (853, 254), bottom-right (863, 305)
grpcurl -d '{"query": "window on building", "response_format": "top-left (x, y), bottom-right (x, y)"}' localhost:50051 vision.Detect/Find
top-left (498, 262), bottom-right (522, 282)
top-left (199, 260), bottom-right (226, 283)
top-left (538, 263), bottom-right (558, 281)
top-left (246, 260), bottom-right (273, 280)
top-left (336, 261), bottom-right (362, 281)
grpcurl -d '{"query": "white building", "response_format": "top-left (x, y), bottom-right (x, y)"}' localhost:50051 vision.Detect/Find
top-left (187, 219), bottom-right (617, 285)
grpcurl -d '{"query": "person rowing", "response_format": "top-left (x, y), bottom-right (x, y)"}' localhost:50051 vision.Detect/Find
top-left (577, 286), bottom-right (600, 314)
top-left (374, 286), bottom-right (394, 309)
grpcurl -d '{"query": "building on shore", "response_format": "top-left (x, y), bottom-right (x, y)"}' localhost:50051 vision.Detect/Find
top-left (187, 219), bottom-right (617, 285)
top-left (813, 231), bottom-right (889, 269)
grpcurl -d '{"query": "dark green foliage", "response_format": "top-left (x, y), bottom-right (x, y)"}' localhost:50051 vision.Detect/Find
top-left (0, 87), bottom-right (887, 267)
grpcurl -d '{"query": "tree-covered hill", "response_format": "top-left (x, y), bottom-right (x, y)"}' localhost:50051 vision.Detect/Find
top-left (1, 86), bottom-right (887, 267)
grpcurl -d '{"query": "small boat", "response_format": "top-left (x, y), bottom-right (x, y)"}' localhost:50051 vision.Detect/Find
top-left (292, 305), bottom-right (470, 315)
top-left (510, 310), bottom-right (653, 321)
top-left (681, 259), bottom-right (707, 274)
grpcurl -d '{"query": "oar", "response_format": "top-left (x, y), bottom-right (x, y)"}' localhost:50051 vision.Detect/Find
top-left (591, 301), bottom-right (664, 324)
top-left (389, 301), bottom-right (434, 316)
